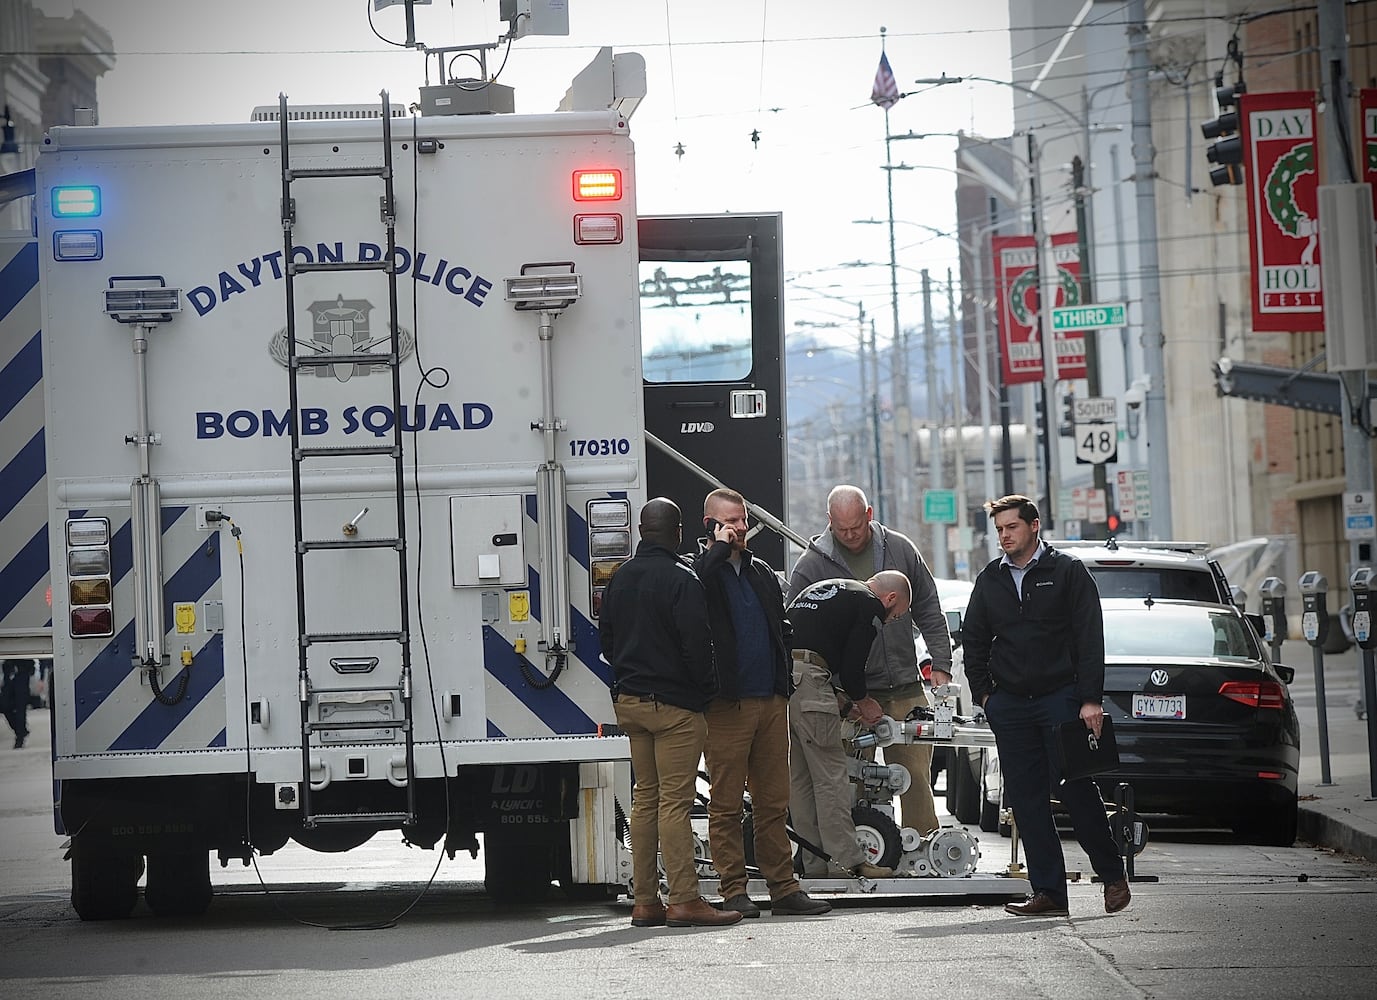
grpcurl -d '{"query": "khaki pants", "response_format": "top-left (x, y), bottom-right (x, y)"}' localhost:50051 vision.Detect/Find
top-left (863, 683), bottom-right (939, 836)
top-left (613, 696), bottom-right (708, 905)
top-left (787, 656), bottom-right (864, 874)
top-left (704, 695), bottom-right (800, 901)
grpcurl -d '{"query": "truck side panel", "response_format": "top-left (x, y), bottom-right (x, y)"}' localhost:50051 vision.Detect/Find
top-left (0, 234), bottom-right (50, 658)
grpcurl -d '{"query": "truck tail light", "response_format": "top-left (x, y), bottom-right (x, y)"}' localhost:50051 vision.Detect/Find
top-left (574, 213), bottom-right (623, 244)
top-left (573, 170), bottom-right (621, 201)
top-left (66, 516), bottom-right (114, 638)
top-left (1219, 680), bottom-right (1286, 710)
top-left (586, 499), bottom-right (632, 619)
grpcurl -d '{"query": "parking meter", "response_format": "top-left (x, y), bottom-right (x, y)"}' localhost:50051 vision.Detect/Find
top-left (1259, 576), bottom-right (1288, 646)
top-left (1352, 568), bottom-right (1375, 650)
top-left (1298, 571), bottom-right (1328, 647)
top-left (1299, 570), bottom-right (1333, 784)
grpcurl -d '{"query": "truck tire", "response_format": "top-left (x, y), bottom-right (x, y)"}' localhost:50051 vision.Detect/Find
top-left (144, 850), bottom-right (213, 917)
top-left (71, 844), bottom-right (142, 921)
top-left (484, 834), bottom-right (553, 903)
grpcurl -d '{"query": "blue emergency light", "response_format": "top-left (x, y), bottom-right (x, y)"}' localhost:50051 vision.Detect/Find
top-left (52, 185), bottom-right (101, 218)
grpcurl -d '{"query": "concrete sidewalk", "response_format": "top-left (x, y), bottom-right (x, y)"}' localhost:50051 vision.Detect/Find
top-left (1281, 638), bottom-right (1377, 862)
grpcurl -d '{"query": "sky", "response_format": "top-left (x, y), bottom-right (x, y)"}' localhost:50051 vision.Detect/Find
top-left (37, 0), bottom-right (1017, 369)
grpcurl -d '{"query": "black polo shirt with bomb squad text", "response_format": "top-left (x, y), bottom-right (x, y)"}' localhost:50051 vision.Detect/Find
top-left (785, 578), bottom-right (885, 700)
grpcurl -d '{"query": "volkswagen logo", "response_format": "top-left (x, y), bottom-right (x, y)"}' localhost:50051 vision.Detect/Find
top-left (1148, 669), bottom-right (1169, 687)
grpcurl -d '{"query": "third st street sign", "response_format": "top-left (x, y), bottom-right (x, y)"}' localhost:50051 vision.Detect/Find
top-left (1051, 302), bottom-right (1127, 332)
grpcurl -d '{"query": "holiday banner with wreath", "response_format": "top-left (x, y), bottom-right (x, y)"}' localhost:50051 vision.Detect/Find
top-left (991, 232), bottom-right (1086, 385)
top-left (1240, 91), bottom-right (1323, 332)
top-left (1361, 88), bottom-right (1377, 224)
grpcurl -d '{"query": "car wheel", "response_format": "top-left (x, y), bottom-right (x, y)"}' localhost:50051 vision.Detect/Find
top-left (979, 757), bottom-right (1000, 833)
top-left (70, 841), bottom-right (142, 921)
top-left (946, 749), bottom-right (980, 825)
top-left (1237, 798), bottom-right (1298, 847)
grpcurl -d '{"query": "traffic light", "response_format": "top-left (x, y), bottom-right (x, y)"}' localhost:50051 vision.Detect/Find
top-left (1106, 511), bottom-right (1123, 536)
top-left (1060, 391), bottom-right (1074, 437)
top-left (1202, 73), bottom-right (1245, 186)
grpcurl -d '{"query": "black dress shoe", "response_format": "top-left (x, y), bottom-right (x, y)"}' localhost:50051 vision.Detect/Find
top-left (1005, 892), bottom-right (1069, 917)
top-left (717, 893), bottom-right (761, 918)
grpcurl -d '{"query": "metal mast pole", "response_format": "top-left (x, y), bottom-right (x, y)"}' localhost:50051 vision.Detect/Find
top-left (885, 108), bottom-right (914, 527)
top-left (1127, 0), bottom-right (1172, 535)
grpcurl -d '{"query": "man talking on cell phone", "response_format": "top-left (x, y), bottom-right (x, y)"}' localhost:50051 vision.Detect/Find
top-left (961, 494), bottom-right (1130, 918)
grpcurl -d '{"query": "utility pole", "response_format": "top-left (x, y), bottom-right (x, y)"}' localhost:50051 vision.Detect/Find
top-left (869, 317), bottom-right (886, 523)
top-left (969, 215), bottom-right (1001, 557)
top-left (923, 269), bottom-right (948, 574)
top-left (1029, 130), bottom-right (1060, 529)
top-left (884, 134), bottom-right (914, 528)
top-left (1127, 0), bottom-right (1172, 536)
top-left (1318, 0), bottom-right (1375, 714)
top-left (1073, 155), bottom-right (1109, 516)
top-left (949, 268), bottom-right (969, 577)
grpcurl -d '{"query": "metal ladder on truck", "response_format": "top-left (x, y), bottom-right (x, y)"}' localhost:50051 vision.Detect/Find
top-left (277, 91), bottom-right (417, 830)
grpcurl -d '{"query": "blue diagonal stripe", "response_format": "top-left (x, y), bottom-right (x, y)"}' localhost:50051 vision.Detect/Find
top-left (0, 329), bottom-right (41, 423)
top-left (0, 524), bottom-right (48, 623)
top-left (109, 634), bottom-right (224, 751)
top-left (567, 505), bottom-right (589, 570)
top-left (74, 508), bottom-right (190, 728)
top-left (0, 429), bottom-right (43, 523)
top-left (570, 606), bottom-right (613, 687)
top-left (0, 241), bottom-right (38, 323)
top-left (482, 625), bottom-right (596, 734)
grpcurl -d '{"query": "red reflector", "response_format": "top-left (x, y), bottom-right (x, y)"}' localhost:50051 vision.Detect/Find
top-left (1256, 771), bottom-right (1284, 780)
top-left (574, 169), bottom-right (621, 201)
top-left (1219, 680), bottom-right (1286, 710)
top-left (71, 606), bottom-right (113, 637)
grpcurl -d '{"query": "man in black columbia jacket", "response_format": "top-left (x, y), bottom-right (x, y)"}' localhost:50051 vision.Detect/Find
top-left (962, 494), bottom-right (1129, 919)
top-left (599, 497), bottom-right (740, 930)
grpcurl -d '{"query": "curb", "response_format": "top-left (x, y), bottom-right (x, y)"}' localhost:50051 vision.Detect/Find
top-left (1298, 802), bottom-right (1377, 863)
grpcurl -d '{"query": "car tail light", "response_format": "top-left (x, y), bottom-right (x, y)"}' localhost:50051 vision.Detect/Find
top-left (1256, 770), bottom-right (1285, 780)
top-left (1218, 680), bottom-right (1286, 710)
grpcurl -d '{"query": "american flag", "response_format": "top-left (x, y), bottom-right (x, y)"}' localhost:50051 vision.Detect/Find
top-left (871, 52), bottom-right (900, 110)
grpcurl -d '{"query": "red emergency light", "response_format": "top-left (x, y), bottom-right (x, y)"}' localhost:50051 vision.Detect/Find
top-left (573, 170), bottom-right (621, 201)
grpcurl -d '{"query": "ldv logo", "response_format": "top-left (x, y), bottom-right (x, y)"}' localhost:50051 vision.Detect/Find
top-left (680, 421), bottom-right (715, 433)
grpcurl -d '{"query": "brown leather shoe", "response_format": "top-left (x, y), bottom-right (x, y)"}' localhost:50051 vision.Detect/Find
top-left (1004, 892), bottom-right (1070, 917)
top-left (630, 900), bottom-right (667, 927)
top-left (1103, 878), bottom-right (1131, 914)
top-left (665, 897), bottom-right (744, 927)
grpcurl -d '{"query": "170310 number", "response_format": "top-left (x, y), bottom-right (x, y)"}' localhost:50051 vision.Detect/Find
top-left (569, 438), bottom-right (631, 457)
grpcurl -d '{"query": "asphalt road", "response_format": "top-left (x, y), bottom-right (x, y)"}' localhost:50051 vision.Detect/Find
top-left (2, 708), bottom-right (1376, 999)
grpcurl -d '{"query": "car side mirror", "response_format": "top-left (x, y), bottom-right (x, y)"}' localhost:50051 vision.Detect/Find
top-left (1274, 663), bottom-right (1295, 684)
top-left (945, 609), bottom-right (963, 648)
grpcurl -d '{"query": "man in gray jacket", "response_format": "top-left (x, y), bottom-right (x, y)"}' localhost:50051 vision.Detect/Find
top-left (786, 485), bottom-right (951, 836)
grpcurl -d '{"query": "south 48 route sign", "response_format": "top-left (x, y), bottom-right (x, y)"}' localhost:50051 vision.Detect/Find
top-left (1075, 422), bottom-right (1118, 464)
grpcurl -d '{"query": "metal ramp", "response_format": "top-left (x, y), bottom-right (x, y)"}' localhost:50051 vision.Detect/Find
top-left (277, 91), bottom-right (416, 830)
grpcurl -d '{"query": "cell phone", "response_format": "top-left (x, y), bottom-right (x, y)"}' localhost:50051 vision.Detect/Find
top-left (705, 518), bottom-right (722, 535)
